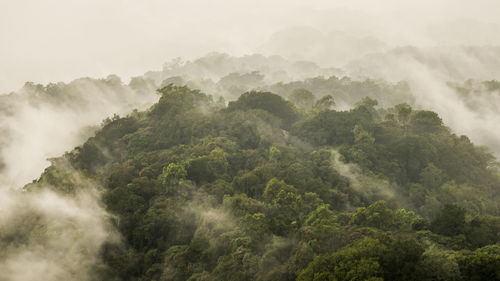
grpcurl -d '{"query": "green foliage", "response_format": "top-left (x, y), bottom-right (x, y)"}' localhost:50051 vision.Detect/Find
top-left (431, 204), bottom-right (466, 236)
top-left (29, 82), bottom-right (500, 280)
top-left (466, 215), bottom-right (500, 248)
top-left (227, 91), bottom-right (299, 127)
top-left (313, 95), bottom-right (335, 111)
top-left (409, 110), bottom-right (445, 135)
top-left (395, 103), bottom-right (412, 124)
top-left (289, 88), bottom-right (315, 109)
top-left (351, 201), bottom-right (396, 230)
top-left (457, 245), bottom-right (500, 281)
top-left (298, 237), bottom-right (427, 281)
top-left (161, 163), bottom-right (187, 186)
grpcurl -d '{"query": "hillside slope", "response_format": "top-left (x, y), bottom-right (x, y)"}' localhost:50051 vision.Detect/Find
top-left (20, 85), bottom-right (500, 280)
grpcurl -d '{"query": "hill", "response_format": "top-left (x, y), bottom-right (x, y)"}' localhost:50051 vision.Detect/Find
top-left (19, 84), bottom-right (500, 281)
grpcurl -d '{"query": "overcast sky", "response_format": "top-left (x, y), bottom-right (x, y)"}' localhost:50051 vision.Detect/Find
top-left (1, 0), bottom-right (500, 93)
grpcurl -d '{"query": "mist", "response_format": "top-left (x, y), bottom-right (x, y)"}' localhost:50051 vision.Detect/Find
top-left (0, 162), bottom-right (118, 281)
top-left (4, 0), bottom-right (500, 156)
top-left (0, 77), bottom-right (157, 280)
top-left (0, 76), bottom-right (158, 189)
top-left (2, 1), bottom-right (500, 280)
top-left (2, 0), bottom-right (500, 92)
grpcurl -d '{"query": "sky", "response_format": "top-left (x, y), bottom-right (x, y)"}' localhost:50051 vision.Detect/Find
top-left (2, 0), bottom-right (500, 94)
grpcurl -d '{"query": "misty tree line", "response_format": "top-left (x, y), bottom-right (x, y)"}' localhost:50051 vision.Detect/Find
top-left (17, 83), bottom-right (500, 281)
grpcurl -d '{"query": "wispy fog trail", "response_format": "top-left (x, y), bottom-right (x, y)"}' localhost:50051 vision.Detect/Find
top-left (342, 47), bottom-right (500, 156)
top-left (0, 183), bottom-right (118, 281)
top-left (0, 78), bottom-right (156, 280)
top-left (0, 77), bottom-right (158, 190)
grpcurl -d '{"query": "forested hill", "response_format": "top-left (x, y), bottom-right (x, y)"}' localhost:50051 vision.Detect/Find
top-left (26, 85), bottom-right (500, 280)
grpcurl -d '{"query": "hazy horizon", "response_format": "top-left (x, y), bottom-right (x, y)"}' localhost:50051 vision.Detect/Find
top-left (3, 1), bottom-right (500, 189)
top-left (3, 0), bottom-right (500, 94)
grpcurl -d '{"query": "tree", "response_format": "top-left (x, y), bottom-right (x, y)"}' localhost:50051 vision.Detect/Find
top-left (289, 88), bottom-right (315, 109)
top-left (351, 201), bottom-right (395, 230)
top-left (313, 95), bottom-right (335, 111)
top-left (263, 178), bottom-right (297, 202)
top-left (227, 91), bottom-right (299, 126)
top-left (380, 239), bottom-right (425, 281)
top-left (395, 103), bottom-right (412, 133)
top-left (355, 96), bottom-right (378, 109)
top-left (161, 163), bottom-right (187, 186)
top-left (466, 215), bottom-right (500, 248)
top-left (297, 238), bottom-right (386, 281)
top-left (457, 245), bottom-right (500, 281)
top-left (409, 110), bottom-right (444, 135)
top-left (430, 204), bottom-right (466, 236)
top-left (301, 204), bottom-right (340, 252)
top-left (392, 135), bottom-right (437, 183)
top-left (419, 163), bottom-right (446, 189)
top-left (187, 156), bottom-right (216, 184)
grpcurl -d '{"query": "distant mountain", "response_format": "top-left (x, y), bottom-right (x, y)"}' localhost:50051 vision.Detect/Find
top-left (144, 52), bottom-right (343, 85)
top-left (345, 45), bottom-right (500, 82)
top-left (258, 26), bottom-right (388, 66)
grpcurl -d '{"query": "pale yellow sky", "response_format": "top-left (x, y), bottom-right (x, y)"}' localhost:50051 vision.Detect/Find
top-left (1, 0), bottom-right (499, 93)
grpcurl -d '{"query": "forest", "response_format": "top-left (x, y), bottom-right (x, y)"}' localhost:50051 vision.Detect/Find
top-left (5, 1), bottom-right (500, 280)
top-left (15, 81), bottom-right (500, 281)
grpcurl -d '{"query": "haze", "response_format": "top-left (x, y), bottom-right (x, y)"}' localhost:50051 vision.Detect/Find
top-left (2, 0), bottom-right (500, 94)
